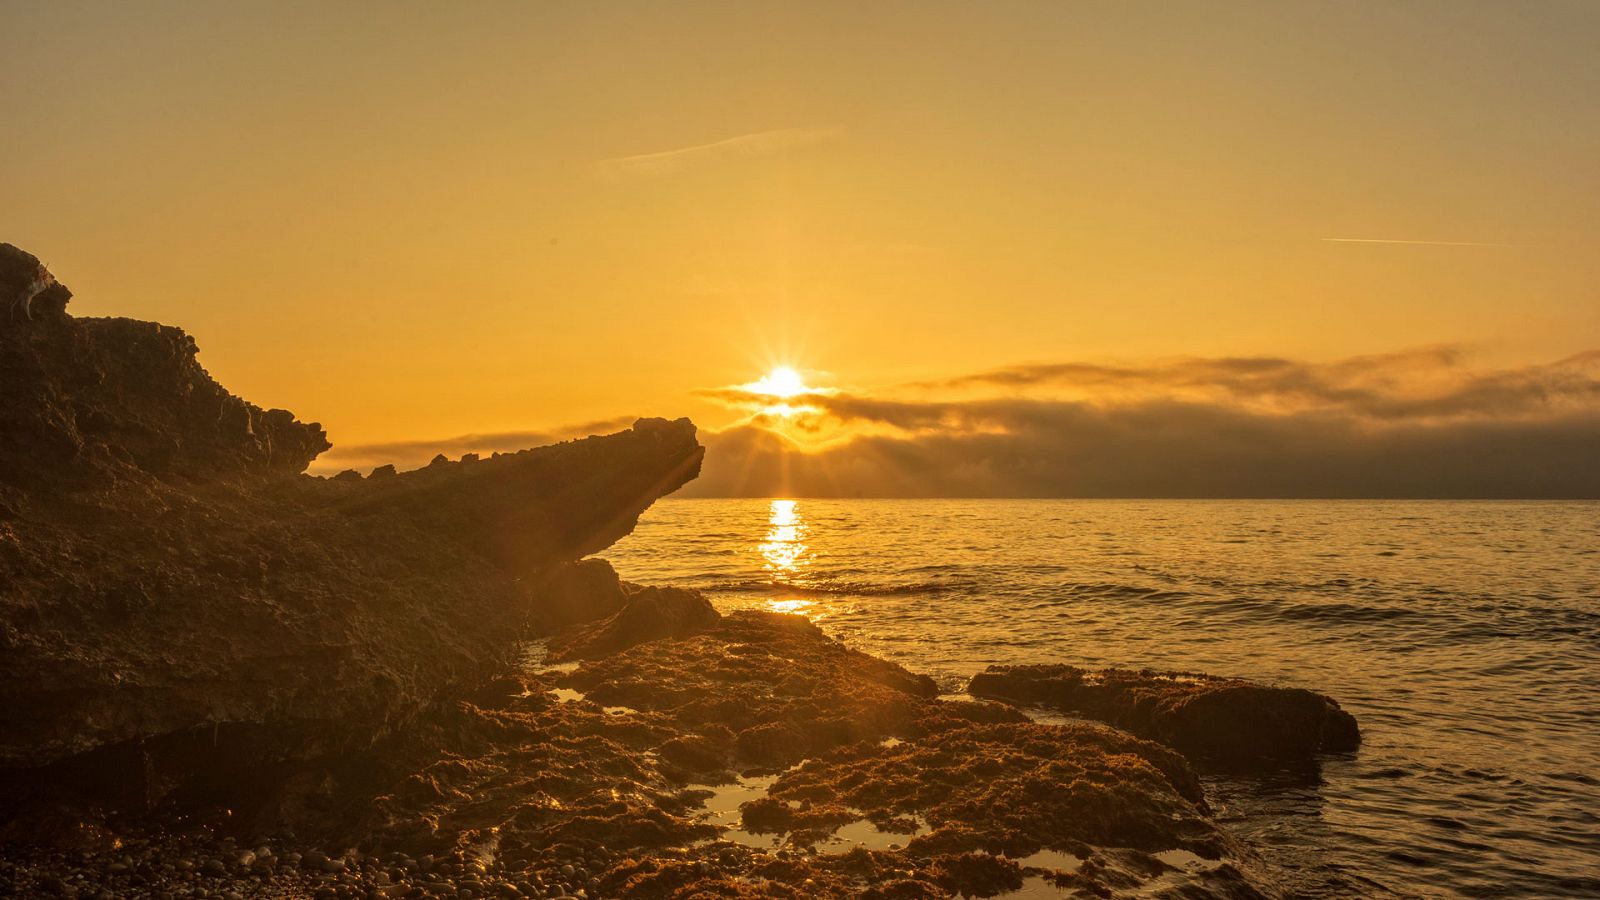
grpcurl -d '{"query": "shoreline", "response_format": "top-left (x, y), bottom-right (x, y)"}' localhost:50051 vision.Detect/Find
top-left (2, 576), bottom-right (1367, 899)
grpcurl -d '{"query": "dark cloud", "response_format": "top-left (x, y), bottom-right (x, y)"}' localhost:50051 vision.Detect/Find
top-left (898, 348), bottom-right (1600, 421)
top-left (685, 350), bottom-right (1600, 498)
top-left (686, 403), bottom-right (1600, 498)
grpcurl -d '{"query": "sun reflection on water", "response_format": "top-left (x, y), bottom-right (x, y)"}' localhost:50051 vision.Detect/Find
top-left (760, 499), bottom-right (808, 576)
top-left (758, 499), bottom-right (816, 617)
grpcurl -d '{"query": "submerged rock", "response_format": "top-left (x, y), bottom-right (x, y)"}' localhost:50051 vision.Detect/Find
top-left (966, 664), bottom-right (1360, 765)
top-left (0, 243), bottom-right (703, 789)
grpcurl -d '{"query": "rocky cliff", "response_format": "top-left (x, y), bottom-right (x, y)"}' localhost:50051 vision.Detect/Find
top-left (0, 244), bottom-right (703, 792)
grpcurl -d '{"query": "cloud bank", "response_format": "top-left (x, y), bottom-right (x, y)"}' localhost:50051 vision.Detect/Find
top-left (685, 349), bottom-right (1600, 498)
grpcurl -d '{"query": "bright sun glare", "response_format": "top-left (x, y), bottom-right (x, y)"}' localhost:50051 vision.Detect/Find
top-left (750, 366), bottom-right (807, 398)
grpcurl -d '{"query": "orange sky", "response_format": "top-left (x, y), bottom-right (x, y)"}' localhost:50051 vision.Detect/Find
top-left (5, 2), bottom-right (1598, 487)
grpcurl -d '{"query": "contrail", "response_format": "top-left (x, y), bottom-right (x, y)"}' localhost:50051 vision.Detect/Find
top-left (595, 127), bottom-right (839, 177)
top-left (1321, 238), bottom-right (1515, 247)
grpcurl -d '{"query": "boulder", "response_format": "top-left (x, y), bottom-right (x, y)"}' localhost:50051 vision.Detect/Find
top-left (967, 664), bottom-right (1359, 765)
top-left (528, 558), bottom-right (631, 634)
top-left (548, 585), bottom-right (721, 661)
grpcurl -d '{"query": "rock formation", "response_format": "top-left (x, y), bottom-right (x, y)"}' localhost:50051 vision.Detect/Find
top-left (0, 243), bottom-right (703, 793)
top-left (967, 664), bottom-right (1360, 765)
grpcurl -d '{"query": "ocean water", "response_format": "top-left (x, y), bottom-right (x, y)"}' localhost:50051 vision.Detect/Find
top-left (604, 499), bottom-right (1600, 899)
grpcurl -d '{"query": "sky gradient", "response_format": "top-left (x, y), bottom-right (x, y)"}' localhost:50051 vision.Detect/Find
top-left (5, 2), bottom-right (1598, 495)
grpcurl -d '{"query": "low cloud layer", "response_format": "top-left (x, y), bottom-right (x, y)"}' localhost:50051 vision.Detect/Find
top-left (685, 349), bottom-right (1600, 498)
top-left (310, 350), bottom-right (1600, 498)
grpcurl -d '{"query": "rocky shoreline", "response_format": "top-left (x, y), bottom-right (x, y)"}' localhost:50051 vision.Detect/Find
top-left (3, 601), bottom-right (1319, 899)
top-left (1, 244), bottom-right (1359, 898)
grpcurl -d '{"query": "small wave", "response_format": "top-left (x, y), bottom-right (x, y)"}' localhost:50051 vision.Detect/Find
top-left (701, 578), bottom-right (969, 597)
top-left (1060, 582), bottom-right (1195, 602)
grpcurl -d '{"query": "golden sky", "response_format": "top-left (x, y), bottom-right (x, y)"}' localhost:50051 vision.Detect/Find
top-left (5, 3), bottom-right (1598, 493)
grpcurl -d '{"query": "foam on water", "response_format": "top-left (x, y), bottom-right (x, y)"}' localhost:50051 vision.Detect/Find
top-left (609, 498), bottom-right (1600, 898)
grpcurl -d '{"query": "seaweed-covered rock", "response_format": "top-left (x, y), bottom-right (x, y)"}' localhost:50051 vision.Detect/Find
top-left (360, 611), bottom-right (1279, 898)
top-left (564, 611), bottom-right (939, 769)
top-left (967, 664), bottom-right (1360, 765)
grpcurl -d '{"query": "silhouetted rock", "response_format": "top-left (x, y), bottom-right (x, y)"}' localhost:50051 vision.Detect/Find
top-left (0, 243), bottom-right (330, 485)
top-left (967, 664), bottom-right (1360, 765)
top-left (339, 416), bottom-right (702, 576)
top-left (2, 243), bottom-right (65, 322)
top-left (0, 244), bottom-right (703, 788)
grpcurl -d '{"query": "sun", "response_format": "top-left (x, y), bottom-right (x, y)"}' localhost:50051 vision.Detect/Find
top-left (749, 366), bottom-right (807, 399)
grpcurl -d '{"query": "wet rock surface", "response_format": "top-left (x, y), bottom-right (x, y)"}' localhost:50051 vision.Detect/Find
top-left (351, 612), bottom-right (1275, 897)
top-left (5, 609), bottom-right (1283, 898)
top-left (966, 664), bottom-right (1360, 766)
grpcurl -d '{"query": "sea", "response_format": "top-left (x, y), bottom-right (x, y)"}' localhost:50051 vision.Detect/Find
top-left (604, 499), bottom-right (1600, 899)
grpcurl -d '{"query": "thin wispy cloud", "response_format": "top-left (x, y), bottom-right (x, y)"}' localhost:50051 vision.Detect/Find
top-left (595, 127), bottom-right (840, 178)
top-left (1321, 238), bottom-right (1517, 247)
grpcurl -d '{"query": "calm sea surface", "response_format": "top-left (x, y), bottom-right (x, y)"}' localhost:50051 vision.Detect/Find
top-left (605, 499), bottom-right (1600, 899)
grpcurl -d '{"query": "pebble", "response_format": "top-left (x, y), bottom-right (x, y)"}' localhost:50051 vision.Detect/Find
top-left (201, 859), bottom-right (228, 877)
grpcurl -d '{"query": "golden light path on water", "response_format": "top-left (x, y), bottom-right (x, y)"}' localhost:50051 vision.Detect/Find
top-left (757, 499), bottom-right (816, 617)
